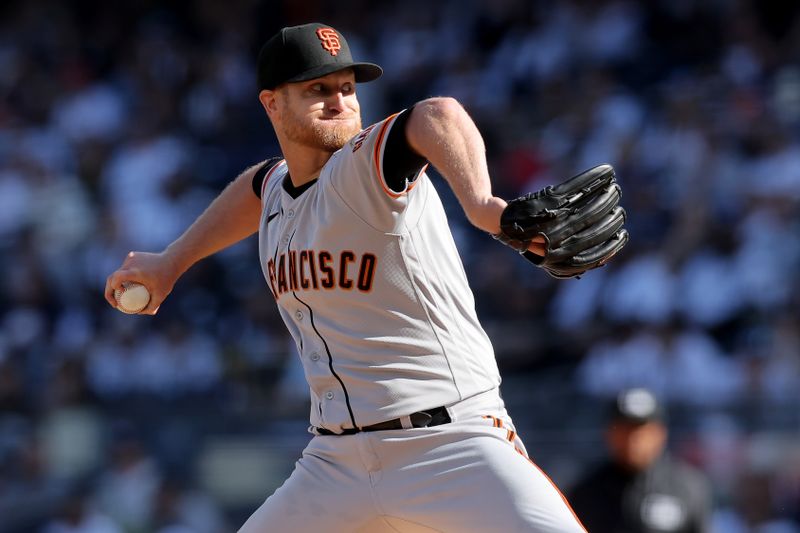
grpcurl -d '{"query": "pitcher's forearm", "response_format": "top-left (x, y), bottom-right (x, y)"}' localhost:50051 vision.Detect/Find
top-left (165, 163), bottom-right (264, 275)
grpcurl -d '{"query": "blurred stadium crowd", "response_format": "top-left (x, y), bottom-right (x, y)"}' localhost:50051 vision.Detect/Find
top-left (1, 0), bottom-right (799, 531)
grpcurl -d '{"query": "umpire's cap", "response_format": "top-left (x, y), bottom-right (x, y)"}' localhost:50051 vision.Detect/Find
top-left (609, 388), bottom-right (664, 425)
top-left (257, 23), bottom-right (383, 91)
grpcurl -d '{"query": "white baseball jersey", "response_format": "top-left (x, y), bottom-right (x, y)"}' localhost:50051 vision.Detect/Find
top-left (257, 111), bottom-right (500, 432)
top-left (244, 110), bottom-right (587, 533)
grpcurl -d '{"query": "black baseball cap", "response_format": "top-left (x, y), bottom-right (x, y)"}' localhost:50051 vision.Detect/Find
top-left (257, 23), bottom-right (383, 91)
top-left (609, 388), bottom-right (664, 425)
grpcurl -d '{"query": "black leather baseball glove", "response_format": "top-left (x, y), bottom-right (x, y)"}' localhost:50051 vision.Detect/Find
top-left (493, 164), bottom-right (629, 279)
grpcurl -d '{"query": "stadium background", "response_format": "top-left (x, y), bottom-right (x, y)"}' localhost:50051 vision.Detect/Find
top-left (1, 0), bottom-right (799, 530)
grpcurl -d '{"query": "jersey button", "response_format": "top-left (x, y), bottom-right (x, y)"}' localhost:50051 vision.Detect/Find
top-left (282, 235), bottom-right (290, 245)
top-left (310, 352), bottom-right (320, 362)
top-left (325, 391), bottom-right (334, 400)
top-left (295, 311), bottom-right (303, 321)
top-left (287, 209), bottom-right (295, 218)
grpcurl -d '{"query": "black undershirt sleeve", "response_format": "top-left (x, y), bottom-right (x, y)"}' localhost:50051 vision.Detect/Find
top-left (383, 106), bottom-right (428, 193)
top-left (251, 156), bottom-right (284, 199)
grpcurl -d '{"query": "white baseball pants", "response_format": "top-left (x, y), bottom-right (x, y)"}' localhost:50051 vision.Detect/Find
top-left (238, 391), bottom-right (586, 532)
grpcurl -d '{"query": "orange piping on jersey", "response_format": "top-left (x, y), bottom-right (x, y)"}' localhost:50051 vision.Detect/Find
top-left (261, 159), bottom-right (286, 200)
top-left (482, 415), bottom-right (505, 428)
top-left (373, 114), bottom-right (396, 193)
top-left (481, 415), bottom-right (587, 531)
top-left (374, 113), bottom-right (413, 199)
top-left (516, 448), bottom-right (588, 532)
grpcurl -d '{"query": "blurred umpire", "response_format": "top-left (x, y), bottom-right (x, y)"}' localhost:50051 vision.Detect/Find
top-left (568, 388), bottom-right (712, 533)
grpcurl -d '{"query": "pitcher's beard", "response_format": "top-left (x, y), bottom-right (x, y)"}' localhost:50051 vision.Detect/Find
top-left (311, 119), bottom-right (362, 151)
top-left (284, 115), bottom-right (362, 152)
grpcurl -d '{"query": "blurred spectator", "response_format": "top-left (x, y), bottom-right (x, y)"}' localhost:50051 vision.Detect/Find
top-left (713, 468), bottom-right (800, 533)
top-left (94, 424), bottom-right (161, 532)
top-left (42, 488), bottom-right (122, 533)
top-left (0, 432), bottom-right (69, 531)
top-left (0, 358), bottom-right (29, 414)
top-left (575, 323), bottom-right (745, 406)
top-left (151, 478), bottom-right (228, 533)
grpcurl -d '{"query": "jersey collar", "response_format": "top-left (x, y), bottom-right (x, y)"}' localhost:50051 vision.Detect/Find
top-left (282, 172), bottom-right (318, 199)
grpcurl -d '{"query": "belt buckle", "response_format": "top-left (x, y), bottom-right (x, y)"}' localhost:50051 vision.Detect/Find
top-left (409, 411), bottom-right (434, 428)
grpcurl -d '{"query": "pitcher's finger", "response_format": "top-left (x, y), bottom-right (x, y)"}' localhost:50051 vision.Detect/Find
top-left (105, 269), bottom-right (139, 307)
top-left (104, 274), bottom-right (122, 307)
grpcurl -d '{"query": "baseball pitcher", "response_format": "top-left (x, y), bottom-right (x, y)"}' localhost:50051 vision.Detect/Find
top-left (105, 22), bottom-right (627, 532)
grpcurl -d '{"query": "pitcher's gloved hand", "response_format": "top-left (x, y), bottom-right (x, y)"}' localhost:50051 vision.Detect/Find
top-left (493, 164), bottom-right (629, 279)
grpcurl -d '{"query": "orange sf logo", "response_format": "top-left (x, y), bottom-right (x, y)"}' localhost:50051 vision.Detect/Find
top-left (316, 28), bottom-right (341, 56)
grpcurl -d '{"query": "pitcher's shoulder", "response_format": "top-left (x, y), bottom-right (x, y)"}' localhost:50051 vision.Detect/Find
top-left (252, 157), bottom-right (287, 200)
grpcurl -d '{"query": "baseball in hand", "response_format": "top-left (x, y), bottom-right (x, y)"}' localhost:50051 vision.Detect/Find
top-left (114, 282), bottom-right (151, 314)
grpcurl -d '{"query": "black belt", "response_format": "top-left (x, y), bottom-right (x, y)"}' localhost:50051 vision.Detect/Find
top-left (315, 406), bottom-right (451, 435)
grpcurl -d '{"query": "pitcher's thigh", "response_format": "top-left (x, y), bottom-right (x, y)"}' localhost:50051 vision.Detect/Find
top-left (237, 453), bottom-right (374, 533)
top-left (383, 433), bottom-right (586, 533)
